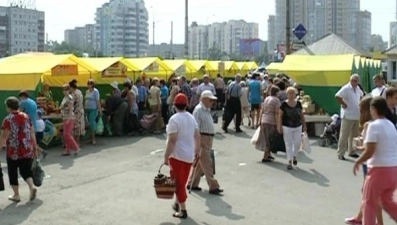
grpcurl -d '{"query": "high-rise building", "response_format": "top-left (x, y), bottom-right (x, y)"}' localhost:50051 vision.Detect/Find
top-left (94, 0), bottom-right (149, 57)
top-left (0, 6), bottom-right (45, 57)
top-left (267, 15), bottom-right (276, 54)
top-left (64, 24), bottom-right (95, 50)
top-left (188, 20), bottom-right (259, 59)
top-left (390, 21), bottom-right (397, 47)
top-left (270, 0), bottom-right (365, 52)
top-left (357, 10), bottom-right (371, 51)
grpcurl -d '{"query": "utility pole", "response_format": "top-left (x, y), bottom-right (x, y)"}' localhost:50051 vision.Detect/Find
top-left (286, 0), bottom-right (291, 55)
top-left (170, 21), bottom-right (174, 59)
top-left (184, 0), bottom-right (189, 58)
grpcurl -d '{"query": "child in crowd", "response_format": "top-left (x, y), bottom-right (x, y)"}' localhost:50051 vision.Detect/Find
top-left (36, 109), bottom-right (48, 159)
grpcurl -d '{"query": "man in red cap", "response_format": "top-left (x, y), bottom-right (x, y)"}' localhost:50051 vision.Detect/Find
top-left (164, 93), bottom-right (201, 219)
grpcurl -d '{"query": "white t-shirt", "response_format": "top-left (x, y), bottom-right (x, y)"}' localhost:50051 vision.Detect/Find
top-left (36, 119), bottom-right (45, 132)
top-left (370, 86), bottom-right (386, 98)
top-left (166, 111), bottom-right (198, 163)
top-left (364, 118), bottom-right (397, 168)
top-left (335, 83), bottom-right (363, 120)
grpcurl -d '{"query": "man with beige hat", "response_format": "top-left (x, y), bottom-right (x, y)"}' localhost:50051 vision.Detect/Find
top-left (110, 81), bottom-right (121, 97)
top-left (188, 90), bottom-right (223, 195)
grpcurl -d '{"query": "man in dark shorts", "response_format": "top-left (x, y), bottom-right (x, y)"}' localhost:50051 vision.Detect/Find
top-left (248, 73), bottom-right (263, 129)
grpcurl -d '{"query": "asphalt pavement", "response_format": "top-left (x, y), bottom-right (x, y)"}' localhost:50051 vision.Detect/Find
top-left (0, 125), bottom-right (395, 225)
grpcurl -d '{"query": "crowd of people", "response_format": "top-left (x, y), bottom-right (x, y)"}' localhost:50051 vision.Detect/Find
top-left (1, 70), bottom-right (397, 224)
top-left (333, 74), bottom-right (397, 225)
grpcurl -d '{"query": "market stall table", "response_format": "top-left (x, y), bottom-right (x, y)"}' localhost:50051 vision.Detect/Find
top-left (304, 115), bottom-right (331, 137)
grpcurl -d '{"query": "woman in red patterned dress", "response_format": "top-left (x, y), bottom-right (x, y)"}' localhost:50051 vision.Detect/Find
top-left (0, 97), bottom-right (38, 202)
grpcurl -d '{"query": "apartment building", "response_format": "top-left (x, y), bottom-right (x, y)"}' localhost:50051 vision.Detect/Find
top-left (188, 20), bottom-right (259, 59)
top-left (357, 10), bottom-right (371, 51)
top-left (94, 0), bottom-right (149, 57)
top-left (64, 24), bottom-right (95, 50)
top-left (0, 6), bottom-right (44, 57)
top-left (267, 15), bottom-right (276, 54)
top-left (269, 0), bottom-right (367, 53)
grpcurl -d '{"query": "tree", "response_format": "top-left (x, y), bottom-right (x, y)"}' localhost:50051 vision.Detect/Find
top-left (208, 46), bottom-right (223, 60)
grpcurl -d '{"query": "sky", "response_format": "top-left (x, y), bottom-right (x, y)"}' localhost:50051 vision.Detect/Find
top-left (0, 0), bottom-right (396, 44)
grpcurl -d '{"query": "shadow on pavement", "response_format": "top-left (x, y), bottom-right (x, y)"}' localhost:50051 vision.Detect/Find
top-left (272, 151), bottom-right (313, 164)
top-left (35, 135), bottom-right (142, 169)
top-left (193, 191), bottom-right (245, 221)
top-left (259, 161), bottom-right (330, 187)
top-left (159, 217), bottom-right (200, 225)
top-left (0, 199), bottom-right (43, 225)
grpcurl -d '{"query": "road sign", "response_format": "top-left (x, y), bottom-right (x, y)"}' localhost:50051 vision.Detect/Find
top-left (293, 24), bottom-right (307, 40)
top-left (292, 41), bottom-right (306, 51)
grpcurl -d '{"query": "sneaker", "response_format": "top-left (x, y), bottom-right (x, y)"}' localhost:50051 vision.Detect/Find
top-left (345, 217), bottom-right (362, 225)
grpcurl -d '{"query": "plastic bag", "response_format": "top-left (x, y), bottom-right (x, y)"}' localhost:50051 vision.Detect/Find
top-left (250, 127), bottom-right (260, 145)
top-left (32, 158), bottom-right (45, 187)
top-left (96, 117), bottom-right (104, 135)
top-left (301, 132), bottom-right (311, 154)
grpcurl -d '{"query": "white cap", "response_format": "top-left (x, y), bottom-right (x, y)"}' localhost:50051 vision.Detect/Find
top-left (201, 90), bottom-right (217, 100)
top-left (110, 81), bottom-right (118, 89)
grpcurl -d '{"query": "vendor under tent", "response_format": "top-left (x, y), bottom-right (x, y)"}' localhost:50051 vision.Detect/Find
top-left (235, 62), bottom-right (249, 75)
top-left (277, 54), bottom-right (356, 114)
top-left (162, 59), bottom-right (196, 81)
top-left (0, 54), bottom-right (96, 148)
top-left (185, 60), bottom-right (214, 79)
top-left (124, 57), bottom-right (172, 81)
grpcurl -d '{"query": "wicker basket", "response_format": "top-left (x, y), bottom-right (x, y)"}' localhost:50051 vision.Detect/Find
top-left (154, 164), bottom-right (177, 199)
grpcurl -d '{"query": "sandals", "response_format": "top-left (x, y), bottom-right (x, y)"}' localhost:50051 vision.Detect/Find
top-left (30, 188), bottom-right (37, 201)
top-left (293, 159), bottom-right (298, 166)
top-left (8, 195), bottom-right (21, 203)
top-left (172, 210), bottom-right (188, 219)
top-left (61, 152), bottom-right (71, 156)
top-left (287, 165), bottom-right (293, 170)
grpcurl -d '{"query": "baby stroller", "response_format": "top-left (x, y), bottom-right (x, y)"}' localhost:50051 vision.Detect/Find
top-left (319, 115), bottom-right (341, 147)
top-left (140, 113), bottom-right (160, 134)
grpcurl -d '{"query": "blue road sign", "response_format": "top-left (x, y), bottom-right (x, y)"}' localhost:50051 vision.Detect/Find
top-left (293, 24), bottom-right (307, 40)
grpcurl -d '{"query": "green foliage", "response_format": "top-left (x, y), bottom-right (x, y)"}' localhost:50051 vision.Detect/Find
top-left (47, 41), bottom-right (104, 57)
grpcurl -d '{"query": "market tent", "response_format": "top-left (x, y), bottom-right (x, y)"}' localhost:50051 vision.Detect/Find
top-left (266, 62), bottom-right (283, 75)
top-left (0, 54), bottom-right (96, 119)
top-left (206, 61), bottom-right (220, 77)
top-left (245, 61), bottom-right (258, 70)
top-left (79, 57), bottom-right (139, 84)
top-left (222, 61), bottom-right (240, 78)
top-left (124, 57), bottom-right (172, 80)
top-left (235, 62), bottom-right (249, 75)
top-left (186, 60), bottom-right (215, 79)
top-left (162, 59), bottom-right (196, 80)
top-left (0, 54), bottom-right (95, 89)
top-left (278, 54), bottom-right (356, 114)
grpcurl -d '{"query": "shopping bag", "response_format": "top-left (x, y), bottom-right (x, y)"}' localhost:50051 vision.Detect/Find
top-left (0, 162), bottom-right (5, 191)
top-left (212, 111), bottom-right (218, 124)
top-left (96, 117), bottom-right (104, 135)
top-left (31, 158), bottom-right (45, 187)
top-left (250, 127), bottom-right (261, 145)
top-left (210, 149), bottom-right (216, 175)
top-left (301, 132), bottom-right (312, 154)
